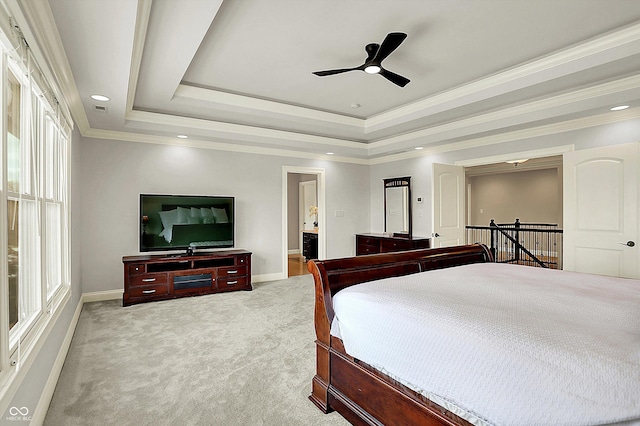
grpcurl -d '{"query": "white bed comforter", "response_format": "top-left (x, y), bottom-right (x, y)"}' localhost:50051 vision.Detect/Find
top-left (330, 263), bottom-right (640, 426)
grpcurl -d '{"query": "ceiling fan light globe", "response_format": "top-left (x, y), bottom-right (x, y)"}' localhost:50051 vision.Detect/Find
top-left (364, 65), bottom-right (381, 74)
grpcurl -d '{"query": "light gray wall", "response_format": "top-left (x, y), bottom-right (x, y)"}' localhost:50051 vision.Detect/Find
top-left (469, 168), bottom-right (561, 226)
top-left (4, 127), bottom-right (83, 424)
top-left (370, 118), bottom-right (640, 238)
top-left (79, 138), bottom-right (370, 293)
top-left (370, 156), bottom-right (434, 238)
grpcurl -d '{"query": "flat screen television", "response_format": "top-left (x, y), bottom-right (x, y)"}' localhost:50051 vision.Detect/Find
top-left (139, 194), bottom-right (234, 253)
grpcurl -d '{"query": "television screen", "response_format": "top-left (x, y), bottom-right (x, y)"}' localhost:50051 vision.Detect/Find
top-left (140, 194), bottom-right (234, 252)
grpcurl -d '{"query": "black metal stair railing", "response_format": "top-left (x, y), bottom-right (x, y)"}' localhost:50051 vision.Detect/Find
top-left (466, 219), bottom-right (563, 269)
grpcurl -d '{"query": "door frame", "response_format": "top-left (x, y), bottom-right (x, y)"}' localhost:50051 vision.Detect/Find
top-left (282, 166), bottom-right (326, 279)
top-left (446, 144), bottom-right (574, 244)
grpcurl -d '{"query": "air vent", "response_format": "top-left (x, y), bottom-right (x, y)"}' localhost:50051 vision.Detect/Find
top-left (93, 104), bottom-right (108, 113)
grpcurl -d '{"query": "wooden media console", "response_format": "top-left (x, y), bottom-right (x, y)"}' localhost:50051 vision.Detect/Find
top-left (122, 249), bottom-right (251, 306)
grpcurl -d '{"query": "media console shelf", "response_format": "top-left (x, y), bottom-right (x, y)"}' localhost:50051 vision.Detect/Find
top-left (122, 249), bottom-right (251, 306)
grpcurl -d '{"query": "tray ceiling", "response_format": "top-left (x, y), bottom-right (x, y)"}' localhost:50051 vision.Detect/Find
top-left (17, 0), bottom-right (640, 162)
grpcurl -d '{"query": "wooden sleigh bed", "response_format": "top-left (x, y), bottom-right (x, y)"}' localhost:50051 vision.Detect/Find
top-left (308, 244), bottom-right (493, 426)
top-left (307, 243), bottom-right (640, 426)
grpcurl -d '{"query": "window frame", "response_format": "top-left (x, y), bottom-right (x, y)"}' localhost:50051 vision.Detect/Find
top-left (0, 31), bottom-right (72, 402)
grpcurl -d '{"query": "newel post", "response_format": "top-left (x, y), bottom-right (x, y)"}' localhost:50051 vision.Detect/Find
top-left (514, 218), bottom-right (521, 262)
top-left (489, 219), bottom-right (497, 261)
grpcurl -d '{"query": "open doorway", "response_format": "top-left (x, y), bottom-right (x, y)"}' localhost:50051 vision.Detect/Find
top-left (282, 166), bottom-right (325, 278)
top-left (465, 156), bottom-right (564, 268)
top-left (434, 151), bottom-right (567, 268)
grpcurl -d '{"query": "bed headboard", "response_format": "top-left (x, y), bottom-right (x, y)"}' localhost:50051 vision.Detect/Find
top-left (308, 244), bottom-right (493, 336)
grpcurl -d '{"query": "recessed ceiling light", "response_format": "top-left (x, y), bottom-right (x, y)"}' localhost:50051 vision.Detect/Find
top-left (177, 134), bottom-right (188, 139)
top-left (326, 152), bottom-right (334, 155)
top-left (350, 103), bottom-right (361, 109)
top-left (414, 147), bottom-right (424, 150)
top-left (610, 105), bottom-right (629, 111)
top-left (90, 94), bottom-right (110, 102)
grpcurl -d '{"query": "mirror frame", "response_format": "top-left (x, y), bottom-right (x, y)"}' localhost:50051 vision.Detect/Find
top-left (383, 176), bottom-right (412, 238)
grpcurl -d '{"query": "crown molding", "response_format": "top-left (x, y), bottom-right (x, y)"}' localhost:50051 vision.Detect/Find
top-left (125, 109), bottom-right (368, 151)
top-left (365, 21), bottom-right (640, 133)
top-left (367, 75), bottom-right (640, 152)
top-left (125, 0), bottom-right (151, 115)
top-left (127, 73), bottom-right (640, 159)
top-left (5, 0), bottom-right (89, 133)
top-left (174, 84), bottom-right (364, 129)
top-left (83, 126), bottom-right (369, 165)
top-left (368, 108), bottom-right (640, 165)
top-left (83, 106), bottom-right (640, 167)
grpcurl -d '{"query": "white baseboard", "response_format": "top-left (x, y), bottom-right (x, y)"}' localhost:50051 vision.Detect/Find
top-left (32, 295), bottom-right (83, 425)
top-left (82, 289), bottom-right (122, 303)
top-left (251, 272), bottom-right (286, 283)
top-left (287, 249), bottom-right (300, 255)
top-left (30, 289), bottom-right (119, 424)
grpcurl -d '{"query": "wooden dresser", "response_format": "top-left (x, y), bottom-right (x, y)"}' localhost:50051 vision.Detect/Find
top-left (355, 233), bottom-right (430, 256)
top-left (122, 249), bottom-right (251, 306)
top-left (302, 231), bottom-right (318, 261)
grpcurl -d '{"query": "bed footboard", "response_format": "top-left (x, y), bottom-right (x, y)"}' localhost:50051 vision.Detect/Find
top-left (308, 244), bottom-right (493, 424)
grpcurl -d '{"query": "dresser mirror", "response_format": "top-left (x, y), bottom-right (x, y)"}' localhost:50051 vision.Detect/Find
top-left (384, 177), bottom-right (412, 238)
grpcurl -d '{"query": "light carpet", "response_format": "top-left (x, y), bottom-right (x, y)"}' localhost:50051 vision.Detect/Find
top-left (44, 274), bottom-right (348, 425)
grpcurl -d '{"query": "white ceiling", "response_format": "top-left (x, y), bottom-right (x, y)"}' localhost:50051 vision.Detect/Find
top-left (16, 0), bottom-right (640, 162)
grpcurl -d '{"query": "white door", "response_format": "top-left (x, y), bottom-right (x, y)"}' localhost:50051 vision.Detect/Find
top-left (432, 163), bottom-right (465, 247)
top-left (563, 142), bottom-right (639, 278)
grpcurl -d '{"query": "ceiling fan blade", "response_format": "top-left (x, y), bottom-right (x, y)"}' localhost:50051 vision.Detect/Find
top-left (379, 68), bottom-right (410, 87)
top-left (312, 67), bottom-right (359, 76)
top-left (373, 32), bottom-right (407, 63)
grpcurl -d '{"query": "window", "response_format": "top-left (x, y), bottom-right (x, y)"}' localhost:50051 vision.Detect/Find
top-left (0, 27), bottom-right (72, 385)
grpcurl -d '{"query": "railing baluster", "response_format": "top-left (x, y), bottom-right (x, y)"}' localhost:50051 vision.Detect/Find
top-left (465, 219), bottom-right (562, 269)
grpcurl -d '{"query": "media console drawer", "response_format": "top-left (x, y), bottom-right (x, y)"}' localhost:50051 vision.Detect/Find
top-left (129, 273), bottom-right (168, 287)
top-left (218, 265), bottom-right (247, 278)
top-left (128, 283), bottom-right (169, 299)
top-left (217, 276), bottom-right (249, 292)
top-left (122, 250), bottom-right (252, 306)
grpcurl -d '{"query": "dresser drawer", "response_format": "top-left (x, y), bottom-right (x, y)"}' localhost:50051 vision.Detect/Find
top-left (356, 243), bottom-right (379, 255)
top-left (217, 266), bottom-right (247, 278)
top-left (357, 236), bottom-right (379, 246)
top-left (129, 273), bottom-right (167, 287)
top-left (128, 283), bottom-right (169, 298)
top-left (217, 276), bottom-right (250, 292)
top-left (380, 239), bottom-right (413, 252)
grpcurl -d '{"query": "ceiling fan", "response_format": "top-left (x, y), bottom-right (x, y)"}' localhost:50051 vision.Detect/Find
top-left (312, 32), bottom-right (410, 87)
